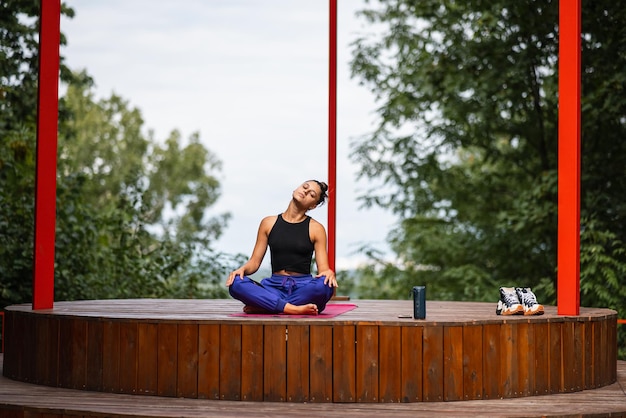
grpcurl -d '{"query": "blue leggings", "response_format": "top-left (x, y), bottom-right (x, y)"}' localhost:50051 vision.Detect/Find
top-left (229, 274), bottom-right (334, 313)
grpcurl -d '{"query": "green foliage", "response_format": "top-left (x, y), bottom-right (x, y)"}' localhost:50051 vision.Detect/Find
top-left (51, 79), bottom-right (238, 302)
top-left (348, 0), bottom-right (626, 357)
top-left (1, 0), bottom-right (241, 306)
top-left (0, 126), bottom-right (36, 305)
top-left (0, 1), bottom-right (75, 135)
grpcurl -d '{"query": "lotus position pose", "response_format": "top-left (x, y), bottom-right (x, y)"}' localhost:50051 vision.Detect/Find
top-left (226, 180), bottom-right (337, 315)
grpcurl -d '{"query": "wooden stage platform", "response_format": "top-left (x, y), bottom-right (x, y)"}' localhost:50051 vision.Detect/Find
top-left (1, 299), bottom-right (620, 412)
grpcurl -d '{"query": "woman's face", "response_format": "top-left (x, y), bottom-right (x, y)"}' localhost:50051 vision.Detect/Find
top-left (293, 181), bottom-right (322, 209)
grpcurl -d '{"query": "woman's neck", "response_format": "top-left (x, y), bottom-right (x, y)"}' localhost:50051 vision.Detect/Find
top-left (282, 202), bottom-right (308, 223)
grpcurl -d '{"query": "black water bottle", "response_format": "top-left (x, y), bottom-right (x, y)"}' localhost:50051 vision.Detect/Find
top-left (412, 286), bottom-right (426, 319)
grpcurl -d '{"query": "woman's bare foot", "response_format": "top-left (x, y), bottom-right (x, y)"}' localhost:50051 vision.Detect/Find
top-left (283, 303), bottom-right (319, 315)
top-left (243, 305), bottom-right (271, 314)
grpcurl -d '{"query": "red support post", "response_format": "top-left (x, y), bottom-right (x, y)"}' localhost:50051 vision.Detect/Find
top-left (33, 0), bottom-right (61, 310)
top-left (557, 0), bottom-right (581, 316)
top-left (328, 0), bottom-right (337, 272)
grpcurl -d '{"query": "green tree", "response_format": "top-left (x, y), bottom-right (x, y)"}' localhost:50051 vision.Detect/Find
top-left (1, 0), bottom-right (242, 306)
top-left (1, 0), bottom-right (75, 306)
top-left (1, 0), bottom-right (75, 136)
top-left (52, 78), bottom-right (237, 301)
top-left (348, 0), bottom-right (626, 353)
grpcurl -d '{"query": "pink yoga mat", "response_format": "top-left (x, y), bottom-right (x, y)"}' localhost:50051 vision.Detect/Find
top-left (229, 303), bottom-right (357, 319)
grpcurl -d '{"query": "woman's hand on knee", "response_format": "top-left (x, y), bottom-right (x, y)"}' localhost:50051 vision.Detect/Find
top-left (317, 269), bottom-right (337, 288)
top-left (226, 268), bottom-right (246, 287)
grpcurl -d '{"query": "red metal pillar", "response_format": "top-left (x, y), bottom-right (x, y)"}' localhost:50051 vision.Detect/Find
top-left (33, 0), bottom-right (61, 310)
top-left (557, 0), bottom-right (581, 315)
top-left (328, 0), bottom-right (337, 271)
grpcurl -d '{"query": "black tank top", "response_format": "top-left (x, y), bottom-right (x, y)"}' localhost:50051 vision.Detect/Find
top-left (268, 214), bottom-right (314, 274)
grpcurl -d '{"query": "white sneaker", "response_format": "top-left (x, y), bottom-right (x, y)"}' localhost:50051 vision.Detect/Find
top-left (515, 287), bottom-right (544, 316)
top-left (496, 287), bottom-right (524, 315)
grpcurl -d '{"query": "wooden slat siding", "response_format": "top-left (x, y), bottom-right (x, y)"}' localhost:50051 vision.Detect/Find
top-left (549, 321), bottom-right (562, 393)
top-left (17, 313), bottom-right (28, 381)
top-left (583, 320), bottom-right (593, 390)
top-left (2, 311), bottom-right (13, 378)
top-left (401, 326), bottom-right (423, 402)
top-left (177, 323), bottom-right (198, 398)
top-left (443, 326), bottom-right (463, 401)
top-left (516, 321), bottom-right (531, 397)
top-left (286, 325), bottom-right (310, 402)
top-left (34, 315), bottom-right (49, 385)
top-left (118, 322), bottom-right (138, 394)
top-left (561, 320), bottom-right (576, 393)
top-left (481, 323), bottom-right (502, 399)
top-left (44, 317), bottom-right (59, 387)
top-left (197, 324), bottom-right (220, 399)
top-left (57, 317), bottom-right (73, 388)
top-left (333, 325), bottom-right (356, 402)
top-left (422, 326), bottom-right (443, 401)
top-left (309, 325), bottom-right (332, 402)
top-left (219, 324), bottom-right (241, 400)
top-left (573, 319), bottom-right (585, 391)
top-left (22, 313), bottom-right (36, 383)
top-left (240, 324), bottom-right (263, 401)
top-left (609, 316), bottom-right (617, 383)
top-left (600, 318), bottom-right (608, 387)
top-left (2, 300), bottom-right (620, 405)
top-left (533, 322), bottom-right (550, 395)
top-left (380, 326), bottom-right (402, 402)
top-left (593, 319), bottom-right (602, 389)
top-left (157, 323), bottom-right (177, 397)
top-left (137, 322), bottom-right (158, 395)
top-left (462, 324), bottom-right (483, 400)
top-left (498, 321), bottom-right (517, 398)
top-left (85, 319), bottom-right (103, 391)
top-left (356, 324), bottom-right (378, 402)
top-left (9, 310), bottom-right (22, 380)
top-left (102, 321), bottom-right (120, 393)
top-left (70, 318), bottom-right (87, 390)
top-left (263, 324), bottom-right (287, 401)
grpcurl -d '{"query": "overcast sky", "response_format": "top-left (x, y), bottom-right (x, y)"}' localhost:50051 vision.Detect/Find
top-left (60, 0), bottom-right (396, 270)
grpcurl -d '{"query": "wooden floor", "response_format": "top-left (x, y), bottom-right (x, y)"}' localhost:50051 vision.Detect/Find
top-left (0, 355), bottom-right (625, 417)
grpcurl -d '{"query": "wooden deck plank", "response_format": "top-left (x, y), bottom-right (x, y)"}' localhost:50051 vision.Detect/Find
top-left (197, 323), bottom-right (220, 400)
top-left (333, 325), bottom-right (356, 402)
top-left (240, 324), bottom-right (263, 402)
top-left (379, 326), bottom-right (401, 403)
top-left (156, 323), bottom-right (177, 397)
top-left (356, 324), bottom-right (378, 402)
top-left (309, 325), bottom-right (333, 402)
top-left (516, 321), bottom-right (532, 397)
top-left (482, 323), bottom-right (501, 400)
top-left (422, 326), bottom-right (443, 402)
top-left (401, 326), bottom-right (423, 402)
top-left (219, 324), bottom-right (241, 400)
top-left (286, 325), bottom-right (310, 402)
top-left (263, 324), bottom-right (287, 402)
top-left (1, 355), bottom-right (624, 418)
top-left (137, 322), bottom-right (158, 395)
top-left (102, 320), bottom-right (120, 393)
top-left (118, 321), bottom-right (137, 394)
top-left (462, 324), bottom-right (482, 400)
top-left (533, 322), bottom-right (550, 395)
top-left (549, 321), bottom-right (562, 393)
top-left (177, 323), bottom-right (198, 398)
top-left (500, 322), bottom-right (518, 398)
top-left (85, 320), bottom-right (103, 392)
top-left (443, 325), bottom-right (463, 401)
